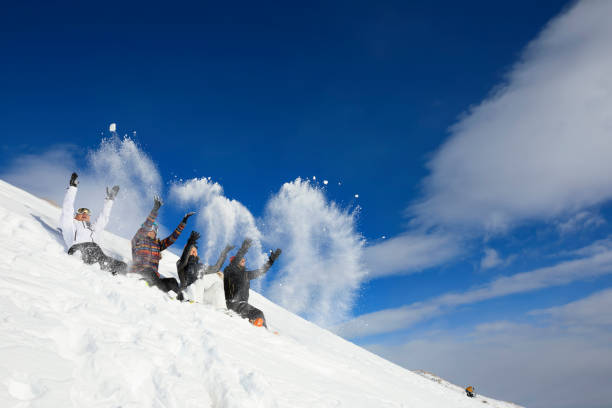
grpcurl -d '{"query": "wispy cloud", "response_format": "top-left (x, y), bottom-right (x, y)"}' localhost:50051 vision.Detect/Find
top-left (480, 247), bottom-right (503, 270)
top-left (364, 0), bottom-right (612, 279)
top-left (366, 289), bottom-right (612, 408)
top-left (409, 0), bottom-right (612, 232)
top-left (364, 232), bottom-right (462, 278)
top-left (337, 238), bottom-right (612, 338)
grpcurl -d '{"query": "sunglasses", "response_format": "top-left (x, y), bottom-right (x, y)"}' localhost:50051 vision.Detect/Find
top-left (77, 208), bottom-right (91, 215)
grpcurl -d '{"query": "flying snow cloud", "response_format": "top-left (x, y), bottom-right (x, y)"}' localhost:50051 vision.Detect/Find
top-left (1, 135), bottom-right (163, 240)
top-left (169, 177), bottom-right (265, 266)
top-left (263, 178), bottom-right (367, 327)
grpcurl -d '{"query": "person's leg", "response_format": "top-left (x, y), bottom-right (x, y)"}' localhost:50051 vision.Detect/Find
top-left (232, 302), bottom-right (266, 327)
top-left (199, 275), bottom-right (226, 309)
top-left (159, 277), bottom-right (184, 300)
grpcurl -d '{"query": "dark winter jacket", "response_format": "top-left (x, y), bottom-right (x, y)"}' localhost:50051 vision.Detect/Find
top-left (223, 240), bottom-right (272, 304)
top-left (176, 244), bottom-right (233, 289)
top-left (131, 207), bottom-right (185, 277)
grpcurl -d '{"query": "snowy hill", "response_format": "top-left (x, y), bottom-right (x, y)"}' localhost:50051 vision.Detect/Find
top-left (0, 179), bottom-right (522, 407)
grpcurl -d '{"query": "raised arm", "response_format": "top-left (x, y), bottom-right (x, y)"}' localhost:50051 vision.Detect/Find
top-left (92, 186), bottom-right (119, 235)
top-left (247, 248), bottom-right (281, 280)
top-left (228, 238), bottom-right (253, 268)
top-left (59, 173), bottom-right (79, 248)
top-left (159, 211), bottom-right (195, 251)
top-left (202, 244), bottom-right (235, 275)
top-left (132, 196), bottom-right (162, 242)
top-left (177, 231), bottom-right (200, 279)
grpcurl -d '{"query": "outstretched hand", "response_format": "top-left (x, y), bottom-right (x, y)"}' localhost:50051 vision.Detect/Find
top-left (182, 211), bottom-right (196, 224)
top-left (106, 185), bottom-right (120, 200)
top-left (69, 172), bottom-right (79, 187)
top-left (153, 195), bottom-right (163, 211)
top-left (224, 244), bottom-right (236, 252)
top-left (242, 238), bottom-right (253, 249)
top-left (268, 248), bottom-right (282, 265)
top-left (188, 230), bottom-right (200, 243)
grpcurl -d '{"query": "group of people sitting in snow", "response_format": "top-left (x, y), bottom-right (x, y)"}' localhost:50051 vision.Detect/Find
top-left (59, 172), bottom-right (281, 328)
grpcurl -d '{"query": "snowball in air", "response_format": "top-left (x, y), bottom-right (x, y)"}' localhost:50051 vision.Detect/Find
top-left (323, 180), bottom-right (328, 185)
top-left (109, 123), bottom-right (117, 132)
top-left (354, 194), bottom-right (359, 198)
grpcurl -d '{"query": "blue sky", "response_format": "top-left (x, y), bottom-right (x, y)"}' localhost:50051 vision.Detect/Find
top-left (2, 1), bottom-right (612, 407)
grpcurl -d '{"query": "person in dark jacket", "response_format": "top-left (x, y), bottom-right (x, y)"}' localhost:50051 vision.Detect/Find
top-left (223, 238), bottom-right (281, 327)
top-left (131, 196), bottom-right (194, 298)
top-left (176, 231), bottom-right (234, 307)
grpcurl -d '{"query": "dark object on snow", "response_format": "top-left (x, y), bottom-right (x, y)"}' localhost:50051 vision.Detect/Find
top-left (68, 242), bottom-right (127, 275)
top-left (466, 386), bottom-right (475, 398)
top-left (223, 239), bottom-right (281, 328)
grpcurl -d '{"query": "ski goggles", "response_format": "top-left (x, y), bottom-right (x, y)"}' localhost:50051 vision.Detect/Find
top-left (142, 221), bottom-right (159, 233)
top-left (77, 208), bottom-right (91, 215)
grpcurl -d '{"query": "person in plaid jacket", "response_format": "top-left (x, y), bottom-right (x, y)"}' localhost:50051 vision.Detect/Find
top-left (131, 196), bottom-right (194, 297)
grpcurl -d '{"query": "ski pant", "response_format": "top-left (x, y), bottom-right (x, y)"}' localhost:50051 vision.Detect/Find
top-left (140, 270), bottom-right (183, 300)
top-left (227, 300), bottom-right (267, 328)
top-left (68, 242), bottom-right (127, 275)
top-left (184, 274), bottom-right (226, 310)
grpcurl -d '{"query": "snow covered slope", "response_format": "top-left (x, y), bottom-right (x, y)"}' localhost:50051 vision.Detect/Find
top-left (0, 179), bottom-right (522, 407)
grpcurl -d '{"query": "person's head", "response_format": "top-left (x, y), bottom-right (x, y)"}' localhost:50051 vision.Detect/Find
top-left (74, 207), bottom-right (91, 222)
top-left (230, 256), bottom-right (246, 267)
top-left (143, 221), bottom-right (158, 239)
top-left (189, 246), bottom-right (198, 257)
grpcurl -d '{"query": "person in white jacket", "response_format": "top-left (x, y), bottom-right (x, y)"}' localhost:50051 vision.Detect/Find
top-left (59, 172), bottom-right (127, 275)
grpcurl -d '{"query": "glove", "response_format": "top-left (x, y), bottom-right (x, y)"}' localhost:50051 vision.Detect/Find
top-left (106, 185), bottom-right (120, 200)
top-left (69, 172), bottom-right (79, 187)
top-left (188, 230), bottom-right (200, 244)
top-left (268, 248), bottom-right (282, 265)
top-left (242, 238), bottom-right (253, 249)
top-left (182, 211), bottom-right (196, 224)
top-left (153, 195), bottom-right (163, 211)
top-left (224, 244), bottom-right (235, 252)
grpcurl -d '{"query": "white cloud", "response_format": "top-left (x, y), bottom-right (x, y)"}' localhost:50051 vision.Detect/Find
top-left (480, 247), bottom-right (503, 270)
top-left (363, 0), bottom-right (612, 280)
top-left (366, 289), bottom-right (612, 408)
top-left (364, 232), bottom-right (462, 278)
top-left (556, 211), bottom-right (605, 235)
top-left (531, 287), bottom-right (612, 327)
top-left (409, 0), bottom-right (612, 232)
top-left (337, 238), bottom-right (612, 338)
top-left (263, 178), bottom-right (367, 327)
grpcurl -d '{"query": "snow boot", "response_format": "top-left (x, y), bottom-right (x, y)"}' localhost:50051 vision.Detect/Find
top-left (251, 317), bottom-right (264, 327)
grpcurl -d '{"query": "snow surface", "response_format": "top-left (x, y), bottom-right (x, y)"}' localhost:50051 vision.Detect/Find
top-left (0, 179), bottom-right (523, 407)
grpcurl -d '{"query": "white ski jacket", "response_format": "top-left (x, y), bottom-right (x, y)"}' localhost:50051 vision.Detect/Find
top-left (59, 186), bottom-right (114, 249)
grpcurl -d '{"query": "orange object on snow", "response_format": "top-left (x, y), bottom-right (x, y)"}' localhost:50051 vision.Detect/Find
top-left (251, 317), bottom-right (264, 327)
